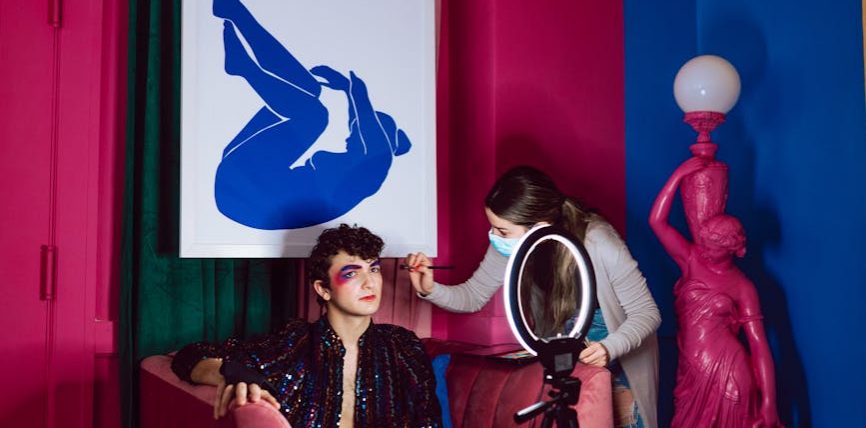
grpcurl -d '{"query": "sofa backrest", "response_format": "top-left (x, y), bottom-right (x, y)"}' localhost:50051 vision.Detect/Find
top-left (442, 353), bottom-right (613, 428)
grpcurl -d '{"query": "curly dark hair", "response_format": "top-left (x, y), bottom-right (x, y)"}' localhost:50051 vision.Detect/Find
top-left (307, 224), bottom-right (384, 304)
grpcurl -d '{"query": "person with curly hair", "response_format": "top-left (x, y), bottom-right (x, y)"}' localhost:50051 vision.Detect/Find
top-left (171, 224), bottom-right (442, 428)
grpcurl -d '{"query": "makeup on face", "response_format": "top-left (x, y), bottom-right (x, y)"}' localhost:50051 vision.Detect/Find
top-left (332, 259), bottom-right (381, 286)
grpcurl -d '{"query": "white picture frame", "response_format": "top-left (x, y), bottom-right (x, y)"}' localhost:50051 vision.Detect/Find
top-left (180, 0), bottom-right (437, 258)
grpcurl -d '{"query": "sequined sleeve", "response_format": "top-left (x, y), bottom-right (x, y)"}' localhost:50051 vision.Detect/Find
top-left (170, 319), bottom-right (310, 385)
top-left (390, 326), bottom-right (442, 427)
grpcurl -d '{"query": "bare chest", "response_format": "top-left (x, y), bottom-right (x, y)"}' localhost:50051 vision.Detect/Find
top-left (339, 345), bottom-right (359, 428)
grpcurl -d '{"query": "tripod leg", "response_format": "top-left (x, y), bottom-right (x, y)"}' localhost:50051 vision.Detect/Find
top-left (540, 407), bottom-right (555, 428)
top-left (556, 405), bottom-right (579, 428)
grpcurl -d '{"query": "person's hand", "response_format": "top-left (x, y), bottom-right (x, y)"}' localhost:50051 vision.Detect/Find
top-left (578, 341), bottom-right (610, 367)
top-left (404, 252), bottom-right (434, 296)
top-left (213, 380), bottom-right (281, 420)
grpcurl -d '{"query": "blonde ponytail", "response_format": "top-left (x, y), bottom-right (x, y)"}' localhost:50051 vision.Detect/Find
top-left (559, 198), bottom-right (590, 242)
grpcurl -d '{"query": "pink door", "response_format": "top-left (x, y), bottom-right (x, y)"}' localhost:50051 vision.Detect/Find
top-left (0, 1), bottom-right (125, 427)
top-left (0, 2), bottom-right (57, 426)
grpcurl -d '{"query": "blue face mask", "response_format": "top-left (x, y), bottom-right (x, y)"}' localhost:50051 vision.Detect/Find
top-left (488, 229), bottom-right (520, 257)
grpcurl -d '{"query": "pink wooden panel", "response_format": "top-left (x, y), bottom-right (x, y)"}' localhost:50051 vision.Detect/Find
top-left (91, 0), bottom-right (127, 426)
top-left (0, 2), bottom-right (57, 426)
top-left (0, 1), bottom-right (125, 427)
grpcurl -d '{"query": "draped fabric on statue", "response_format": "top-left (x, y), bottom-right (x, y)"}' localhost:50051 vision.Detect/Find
top-left (118, 1), bottom-right (299, 426)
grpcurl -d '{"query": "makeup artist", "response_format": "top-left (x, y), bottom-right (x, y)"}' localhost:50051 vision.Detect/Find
top-left (403, 165), bottom-right (661, 428)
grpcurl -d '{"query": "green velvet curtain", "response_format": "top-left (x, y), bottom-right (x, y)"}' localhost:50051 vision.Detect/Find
top-left (119, 1), bottom-right (299, 426)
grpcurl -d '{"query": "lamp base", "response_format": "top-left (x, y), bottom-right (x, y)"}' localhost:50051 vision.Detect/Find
top-left (683, 111), bottom-right (726, 145)
top-left (689, 142), bottom-right (718, 160)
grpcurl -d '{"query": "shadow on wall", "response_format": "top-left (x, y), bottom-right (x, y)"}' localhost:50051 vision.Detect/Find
top-left (698, 15), bottom-right (812, 427)
top-left (744, 205), bottom-right (811, 428)
top-left (722, 114), bottom-right (812, 428)
top-left (705, 13), bottom-right (812, 426)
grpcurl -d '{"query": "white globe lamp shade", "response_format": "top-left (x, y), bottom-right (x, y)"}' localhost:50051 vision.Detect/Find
top-left (673, 55), bottom-right (741, 114)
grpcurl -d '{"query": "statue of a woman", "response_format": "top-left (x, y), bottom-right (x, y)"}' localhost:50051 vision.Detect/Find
top-left (649, 157), bottom-right (781, 427)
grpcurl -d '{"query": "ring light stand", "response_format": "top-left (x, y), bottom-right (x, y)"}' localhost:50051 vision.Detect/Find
top-left (503, 224), bottom-right (597, 428)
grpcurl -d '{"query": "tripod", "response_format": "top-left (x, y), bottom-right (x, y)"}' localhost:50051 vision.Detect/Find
top-left (514, 374), bottom-right (581, 428)
top-left (513, 336), bottom-right (586, 428)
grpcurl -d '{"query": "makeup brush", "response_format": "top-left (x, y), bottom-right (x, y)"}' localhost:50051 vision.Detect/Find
top-left (399, 264), bottom-right (455, 270)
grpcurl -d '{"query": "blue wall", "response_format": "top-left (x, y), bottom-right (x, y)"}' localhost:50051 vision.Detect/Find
top-left (625, 1), bottom-right (866, 426)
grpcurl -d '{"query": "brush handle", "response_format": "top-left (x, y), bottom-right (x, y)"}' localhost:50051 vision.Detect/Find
top-left (399, 264), bottom-right (454, 270)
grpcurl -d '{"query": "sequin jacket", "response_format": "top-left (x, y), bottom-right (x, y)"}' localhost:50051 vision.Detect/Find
top-left (171, 318), bottom-right (442, 428)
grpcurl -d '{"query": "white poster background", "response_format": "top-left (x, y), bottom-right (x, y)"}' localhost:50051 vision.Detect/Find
top-left (181, 1), bottom-right (436, 257)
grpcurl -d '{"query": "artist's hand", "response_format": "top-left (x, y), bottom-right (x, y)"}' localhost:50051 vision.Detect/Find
top-left (404, 252), bottom-right (434, 296)
top-left (578, 341), bottom-right (610, 367)
top-left (214, 380), bottom-right (281, 420)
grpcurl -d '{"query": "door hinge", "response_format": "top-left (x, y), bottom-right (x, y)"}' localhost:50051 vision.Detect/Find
top-left (49, 0), bottom-right (62, 28)
top-left (40, 245), bottom-right (57, 301)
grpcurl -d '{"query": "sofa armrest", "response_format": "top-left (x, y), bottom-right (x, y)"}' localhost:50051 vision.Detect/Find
top-left (140, 355), bottom-right (290, 428)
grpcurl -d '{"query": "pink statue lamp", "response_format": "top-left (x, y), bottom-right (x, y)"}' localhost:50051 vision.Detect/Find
top-left (649, 55), bottom-right (782, 427)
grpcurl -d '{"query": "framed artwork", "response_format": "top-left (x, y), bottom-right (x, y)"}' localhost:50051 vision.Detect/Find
top-left (180, 0), bottom-right (437, 257)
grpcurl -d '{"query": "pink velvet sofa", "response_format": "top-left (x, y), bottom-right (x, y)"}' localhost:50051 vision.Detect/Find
top-left (140, 341), bottom-right (612, 428)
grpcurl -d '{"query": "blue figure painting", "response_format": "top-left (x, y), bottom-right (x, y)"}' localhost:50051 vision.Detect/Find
top-left (213, 0), bottom-right (412, 230)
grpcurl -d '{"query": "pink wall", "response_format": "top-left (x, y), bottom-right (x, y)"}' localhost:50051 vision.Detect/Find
top-left (432, 0), bottom-right (625, 344)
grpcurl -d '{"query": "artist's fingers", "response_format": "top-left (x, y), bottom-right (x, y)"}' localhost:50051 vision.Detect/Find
top-left (405, 252), bottom-right (431, 272)
top-left (414, 253), bottom-right (431, 271)
top-left (404, 253), bottom-right (420, 270)
top-left (578, 343), bottom-right (595, 360)
top-left (579, 343), bottom-right (606, 366)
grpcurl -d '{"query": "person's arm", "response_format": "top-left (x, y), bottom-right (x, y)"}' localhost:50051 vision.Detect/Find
top-left (592, 225), bottom-right (661, 362)
top-left (648, 157), bottom-right (706, 270)
top-left (171, 320), bottom-right (307, 418)
top-left (393, 328), bottom-right (443, 427)
top-left (738, 283), bottom-right (781, 428)
top-left (189, 357), bottom-right (225, 386)
top-left (184, 356), bottom-right (281, 420)
top-left (413, 245), bottom-right (509, 313)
